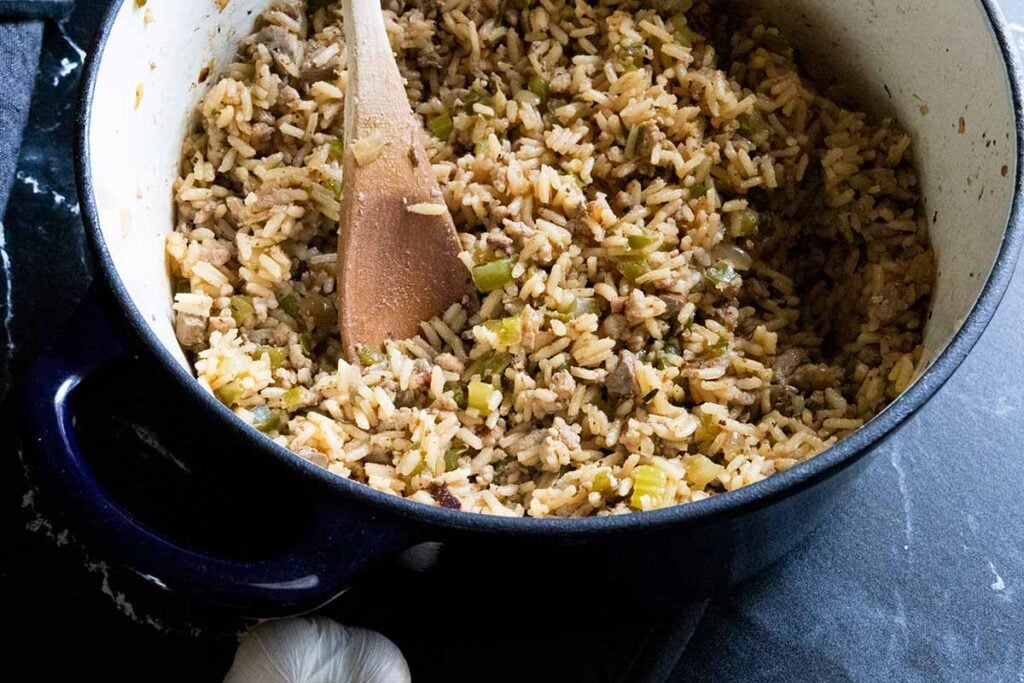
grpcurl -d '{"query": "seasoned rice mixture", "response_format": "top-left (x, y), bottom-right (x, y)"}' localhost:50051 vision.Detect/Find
top-left (168, 0), bottom-right (934, 517)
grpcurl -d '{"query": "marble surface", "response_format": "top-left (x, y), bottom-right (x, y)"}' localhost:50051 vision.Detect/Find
top-left (2, 2), bottom-right (1024, 681)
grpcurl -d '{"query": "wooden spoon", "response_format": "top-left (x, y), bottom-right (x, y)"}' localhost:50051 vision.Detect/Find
top-left (336, 0), bottom-right (474, 360)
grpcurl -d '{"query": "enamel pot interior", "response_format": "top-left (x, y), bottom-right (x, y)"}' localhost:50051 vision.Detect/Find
top-left (79, 0), bottom-right (1021, 534)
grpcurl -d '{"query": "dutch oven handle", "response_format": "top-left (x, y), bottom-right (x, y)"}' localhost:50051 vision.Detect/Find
top-left (22, 288), bottom-right (411, 617)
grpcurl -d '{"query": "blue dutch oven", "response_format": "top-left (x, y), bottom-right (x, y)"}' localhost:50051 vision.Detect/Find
top-left (23, 0), bottom-right (1024, 616)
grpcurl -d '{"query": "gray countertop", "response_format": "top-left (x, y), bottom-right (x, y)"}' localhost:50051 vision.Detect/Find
top-left (1, 2), bottom-right (1023, 681)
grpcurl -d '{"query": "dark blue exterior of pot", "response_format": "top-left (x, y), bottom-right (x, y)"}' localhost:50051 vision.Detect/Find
top-left (21, 0), bottom-right (1024, 618)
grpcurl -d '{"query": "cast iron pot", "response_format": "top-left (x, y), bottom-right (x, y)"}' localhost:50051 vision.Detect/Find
top-left (24, 0), bottom-right (1024, 617)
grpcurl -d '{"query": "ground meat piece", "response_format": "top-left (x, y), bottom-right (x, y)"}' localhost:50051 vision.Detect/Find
top-left (299, 61), bottom-right (338, 82)
top-left (273, 0), bottom-right (306, 23)
top-left (427, 482), bottom-right (461, 509)
top-left (249, 122), bottom-right (275, 153)
top-left (634, 120), bottom-right (665, 164)
top-left (868, 285), bottom-right (914, 326)
top-left (614, 191), bottom-right (635, 210)
top-left (548, 370), bottom-right (577, 402)
top-left (278, 84), bottom-right (301, 108)
top-left (768, 383), bottom-right (799, 414)
top-left (484, 232), bottom-right (513, 251)
top-left (503, 219), bottom-right (536, 242)
top-left (565, 216), bottom-right (586, 237)
top-left (856, 345), bottom-right (883, 368)
top-left (414, 44), bottom-right (443, 69)
top-left (270, 322), bottom-right (294, 347)
top-left (624, 289), bottom-right (667, 325)
top-left (254, 25), bottom-right (304, 76)
top-left (410, 358), bottom-right (433, 390)
top-left (175, 313), bottom-right (206, 348)
top-left (790, 363), bottom-right (840, 392)
top-left (658, 294), bottom-right (687, 320)
top-left (538, 417), bottom-right (582, 471)
top-left (772, 348), bottom-right (805, 383)
top-left (606, 351), bottom-right (640, 397)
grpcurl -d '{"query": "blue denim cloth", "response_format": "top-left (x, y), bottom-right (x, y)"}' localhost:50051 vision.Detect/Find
top-left (0, 1), bottom-right (72, 217)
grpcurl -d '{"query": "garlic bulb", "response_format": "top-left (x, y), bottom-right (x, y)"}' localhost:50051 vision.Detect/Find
top-left (223, 617), bottom-right (411, 683)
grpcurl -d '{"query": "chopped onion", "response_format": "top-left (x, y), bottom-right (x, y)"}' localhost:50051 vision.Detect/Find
top-left (711, 242), bottom-right (753, 271)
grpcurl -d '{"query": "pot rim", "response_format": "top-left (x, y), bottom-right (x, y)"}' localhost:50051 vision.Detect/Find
top-left (74, 0), bottom-right (1024, 536)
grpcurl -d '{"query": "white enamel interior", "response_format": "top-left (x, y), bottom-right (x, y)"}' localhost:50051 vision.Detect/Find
top-left (87, 0), bottom-right (1017, 379)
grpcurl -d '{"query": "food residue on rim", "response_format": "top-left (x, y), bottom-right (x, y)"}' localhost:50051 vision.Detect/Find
top-left (133, 83), bottom-right (144, 109)
top-left (198, 59), bottom-right (214, 84)
top-left (959, 116), bottom-right (967, 134)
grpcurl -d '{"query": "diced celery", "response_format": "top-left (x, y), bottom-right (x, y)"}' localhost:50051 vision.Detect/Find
top-left (592, 470), bottom-right (612, 493)
top-left (298, 293), bottom-right (337, 330)
top-left (250, 405), bottom-right (284, 433)
top-left (298, 332), bottom-right (314, 355)
top-left (684, 454), bottom-right (725, 489)
top-left (627, 233), bottom-right (659, 251)
top-left (704, 260), bottom-right (737, 286)
top-left (669, 15), bottom-right (698, 47)
top-left (446, 382), bottom-right (467, 409)
top-left (328, 138), bottom-right (345, 162)
top-left (616, 258), bottom-right (649, 284)
top-left (483, 316), bottom-right (522, 349)
top-left (849, 173), bottom-right (873, 192)
top-left (230, 296), bottom-right (255, 326)
top-left (474, 139), bottom-right (490, 156)
top-left (462, 88), bottom-right (493, 114)
top-left (571, 297), bottom-right (605, 318)
top-left (619, 42), bottom-right (645, 69)
top-left (630, 465), bottom-right (668, 510)
top-left (323, 179), bottom-right (342, 199)
top-left (215, 379), bottom-right (245, 406)
top-left (173, 277), bottom-right (191, 294)
top-left (737, 112), bottom-right (770, 138)
top-left (699, 410), bottom-right (721, 435)
top-left (706, 335), bottom-right (729, 358)
top-left (250, 346), bottom-right (288, 369)
top-left (281, 386), bottom-right (304, 411)
top-left (357, 345), bottom-right (386, 367)
top-left (528, 75), bottom-right (550, 103)
top-left (471, 258), bottom-right (514, 292)
top-left (277, 293), bottom-right (300, 319)
top-left (444, 448), bottom-right (463, 472)
top-left (428, 112), bottom-right (454, 140)
top-left (735, 208), bottom-right (760, 236)
top-left (467, 380), bottom-right (500, 414)
top-left (463, 352), bottom-right (512, 381)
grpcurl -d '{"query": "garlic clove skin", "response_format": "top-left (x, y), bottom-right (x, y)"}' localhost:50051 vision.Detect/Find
top-left (224, 616), bottom-right (411, 683)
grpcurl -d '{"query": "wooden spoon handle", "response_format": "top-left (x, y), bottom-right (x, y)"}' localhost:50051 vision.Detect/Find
top-left (342, 0), bottom-right (409, 136)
